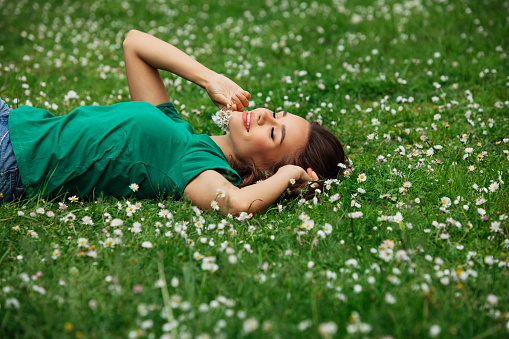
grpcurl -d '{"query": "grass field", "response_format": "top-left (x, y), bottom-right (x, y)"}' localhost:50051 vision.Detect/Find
top-left (1, 0), bottom-right (508, 338)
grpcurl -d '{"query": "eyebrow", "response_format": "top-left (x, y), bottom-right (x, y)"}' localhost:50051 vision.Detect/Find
top-left (280, 111), bottom-right (287, 145)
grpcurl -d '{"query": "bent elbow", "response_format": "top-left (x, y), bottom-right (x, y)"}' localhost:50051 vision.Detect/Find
top-left (226, 194), bottom-right (263, 215)
top-left (228, 199), bottom-right (249, 215)
top-left (123, 29), bottom-right (141, 50)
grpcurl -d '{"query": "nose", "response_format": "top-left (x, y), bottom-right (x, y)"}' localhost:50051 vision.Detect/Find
top-left (257, 110), bottom-right (275, 125)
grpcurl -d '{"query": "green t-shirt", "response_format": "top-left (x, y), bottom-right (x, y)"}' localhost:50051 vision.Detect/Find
top-left (9, 101), bottom-right (240, 199)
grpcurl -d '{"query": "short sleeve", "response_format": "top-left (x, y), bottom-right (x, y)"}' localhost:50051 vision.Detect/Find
top-left (156, 102), bottom-right (194, 133)
top-left (156, 102), bottom-right (179, 119)
top-left (169, 150), bottom-right (241, 199)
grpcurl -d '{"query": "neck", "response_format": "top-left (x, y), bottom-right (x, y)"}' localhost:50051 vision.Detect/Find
top-left (210, 135), bottom-right (236, 162)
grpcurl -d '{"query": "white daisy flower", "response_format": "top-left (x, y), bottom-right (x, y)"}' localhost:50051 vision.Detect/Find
top-left (210, 200), bottom-right (220, 211)
top-left (216, 188), bottom-right (226, 198)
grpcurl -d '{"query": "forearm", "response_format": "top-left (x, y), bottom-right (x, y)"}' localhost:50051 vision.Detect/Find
top-left (123, 29), bottom-right (216, 88)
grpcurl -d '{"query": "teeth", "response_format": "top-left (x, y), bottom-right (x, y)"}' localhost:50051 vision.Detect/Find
top-left (247, 113), bottom-right (251, 130)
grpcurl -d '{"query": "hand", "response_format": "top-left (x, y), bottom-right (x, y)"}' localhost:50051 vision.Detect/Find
top-left (276, 165), bottom-right (320, 198)
top-left (278, 165), bottom-right (318, 185)
top-left (206, 73), bottom-right (251, 111)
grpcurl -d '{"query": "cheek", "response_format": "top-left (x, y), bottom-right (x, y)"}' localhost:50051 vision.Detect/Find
top-left (251, 135), bottom-right (270, 152)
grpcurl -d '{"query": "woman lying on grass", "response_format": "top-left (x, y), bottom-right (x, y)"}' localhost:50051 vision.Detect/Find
top-left (0, 30), bottom-right (347, 214)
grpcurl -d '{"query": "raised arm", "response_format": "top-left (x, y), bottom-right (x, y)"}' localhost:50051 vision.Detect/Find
top-left (123, 29), bottom-right (250, 109)
top-left (184, 165), bottom-right (317, 215)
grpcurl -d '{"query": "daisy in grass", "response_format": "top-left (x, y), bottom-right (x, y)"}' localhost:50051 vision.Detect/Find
top-left (323, 223), bottom-right (333, 234)
top-left (100, 237), bottom-right (115, 248)
top-left (318, 321), bottom-right (338, 337)
top-left (110, 218), bottom-right (123, 227)
top-left (210, 200), bottom-right (219, 211)
top-left (5, 298), bottom-right (20, 309)
top-left (216, 188), bottom-right (226, 198)
top-left (243, 317), bottom-right (259, 334)
top-left (299, 213), bottom-right (310, 221)
top-left (379, 249), bottom-right (393, 262)
top-left (324, 179), bottom-right (335, 190)
top-left (379, 239), bottom-right (395, 251)
top-left (488, 182), bottom-right (499, 192)
top-left (490, 221), bottom-right (501, 233)
top-left (357, 173), bottom-right (367, 183)
top-left (158, 209), bottom-right (171, 218)
top-left (201, 257), bottom-right (218, 272)
top-left (302, 219), bottom-right (314, 230)
top-left (391, 212), bottom-right (404, 223)
top-left (131, 222), bottom-right (142, 234)
top-left (429, 325), bottom-right (441, 337)
top-left (125, 204), bottom-right (137, 216)
top-left (385, 293), bottom-right (397, 304)
top-left (346, 311), bottom-right (372, 334)
top-left (82, 216), bottom-right (93, 225)
top-left (195, 217), bottom-right (205, 228)
top-left (475, 197), bottom-right (487, 205)
top-left (129, 183), bottom-right (139, 192)
top-left (170, 295), bottom-right (182, 308)
top-left (77, 238), bottom-right (89, 247)
top-left (441, 196), bottom-right (451, 208)
top-left (51, 248), bottom-right (61, 260)
top-left (141, 241), bottom-right (152, 248)
top-left (68, 195), bottom-right (79, 203)
top-left (63, 212), bottom-right (76, 222)
top-left (348, 211), bottom-right (363, 219)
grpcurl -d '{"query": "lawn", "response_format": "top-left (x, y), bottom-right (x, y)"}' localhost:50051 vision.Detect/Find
top-left (1, 0), bottom-right (508, 338)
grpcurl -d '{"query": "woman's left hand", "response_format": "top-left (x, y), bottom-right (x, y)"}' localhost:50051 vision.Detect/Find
top-left (206, 73), bottom-right (251, 111)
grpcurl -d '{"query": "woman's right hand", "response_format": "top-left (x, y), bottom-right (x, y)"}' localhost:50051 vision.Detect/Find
top-left (277, 165), bottom-right (318, 186)
top-left (205, 73), bottom-right (251, 111)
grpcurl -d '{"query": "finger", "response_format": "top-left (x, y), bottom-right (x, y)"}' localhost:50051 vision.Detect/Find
top-left (306, 168), bottom-right (319, 181)
top-left (312, 171), bottom-right (318, 181)
top-left (213, 94), bottom-right (230, 109)
top-left (243, 90), bottom-right (252, 100)
top-left (303, 174), bottom-right (313, 182)
top-left (231, 95), bottom-right (244, 112)
top-left (236, 92), bottom-right (249, 110)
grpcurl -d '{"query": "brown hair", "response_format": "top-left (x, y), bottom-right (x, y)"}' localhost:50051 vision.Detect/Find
top-left (228, 121), bottom-right (347, 198)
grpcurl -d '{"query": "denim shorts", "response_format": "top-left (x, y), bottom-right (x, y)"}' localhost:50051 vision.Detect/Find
top-left (0, 98), bottom-right (24, 203)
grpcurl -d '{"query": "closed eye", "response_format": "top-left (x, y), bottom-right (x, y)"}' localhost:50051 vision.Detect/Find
top-left (271, 127), bottom-right (275, 140)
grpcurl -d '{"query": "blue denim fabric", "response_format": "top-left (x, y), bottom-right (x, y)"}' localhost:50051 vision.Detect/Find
top-left (0, 98), bottom-right (24, 203)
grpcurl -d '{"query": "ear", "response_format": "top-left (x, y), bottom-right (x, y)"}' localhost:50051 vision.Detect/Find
top-left (306, 168), bottom-right (319, 181)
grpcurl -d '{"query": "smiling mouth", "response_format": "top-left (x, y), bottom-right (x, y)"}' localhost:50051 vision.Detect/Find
top-left (244, 111), bottom-right (252, 132)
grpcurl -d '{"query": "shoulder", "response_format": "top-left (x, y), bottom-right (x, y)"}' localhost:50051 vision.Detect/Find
top-left (183, 170), bottom-right (238, 209)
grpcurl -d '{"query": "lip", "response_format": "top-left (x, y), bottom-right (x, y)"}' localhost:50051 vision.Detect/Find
top-left (243, 111), bottom-right (252, 132)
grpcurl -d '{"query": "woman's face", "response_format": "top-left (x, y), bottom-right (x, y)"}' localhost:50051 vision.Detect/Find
top-left (228, 108), bottom-right (310, 168)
